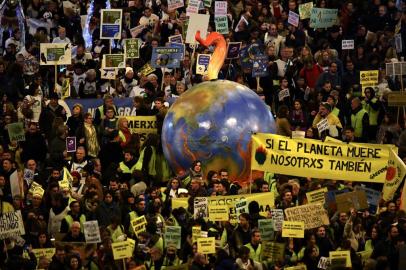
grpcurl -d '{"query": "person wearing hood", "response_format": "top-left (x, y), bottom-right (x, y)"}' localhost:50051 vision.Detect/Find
top-left (97, 190), bottom-right (121, 227)
top-left (350, 97), bottom-right (369, 142)
top-left (362, 87), bottom-right (380, 141)
top-left (121, 67), bottom-right (138, 96)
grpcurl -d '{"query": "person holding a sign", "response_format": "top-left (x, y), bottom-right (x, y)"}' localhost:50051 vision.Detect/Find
top-left (312, 102), bottom-right (342, 140)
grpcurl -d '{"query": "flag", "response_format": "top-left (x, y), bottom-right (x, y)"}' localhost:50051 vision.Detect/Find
top-left (400, 180), bottom-right (406, 211)
top-left (383, 148), bottom-right (406, 201)
top-left (63, 167), bottom-right (73, 188)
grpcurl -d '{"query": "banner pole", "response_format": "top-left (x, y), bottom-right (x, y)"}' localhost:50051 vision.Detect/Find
top-left (54, 64), bottom-right (58, 92)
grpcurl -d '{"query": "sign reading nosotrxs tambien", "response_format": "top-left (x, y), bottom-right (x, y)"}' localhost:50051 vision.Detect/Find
top-left (251, 133), bottom-right (391, 182)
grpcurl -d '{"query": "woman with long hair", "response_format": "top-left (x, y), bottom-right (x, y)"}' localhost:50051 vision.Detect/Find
top-left (76, 112), bottom-right (100, 158)
top-left (290, 100), bottom-right (308, 131)
top-left (276, 105), bottom-right (292, 137)
top-left (116, 117), bottom-right (132, 148)
top-left (66, 104), bottom-right (84, 137)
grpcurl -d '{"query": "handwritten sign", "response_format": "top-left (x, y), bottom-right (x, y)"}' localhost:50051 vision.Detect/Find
top-left (299, 2), bottom-right (313, 19)
top-left (285, 203), bottom-right (329, 229)
top-left (342, 40), bottom-right (354, 50)
top-left (309, 8), bottom-right (337, 28)
top-left (282, 221), bottom-right (305, 238)
top-left (288, 11), bottom-right (300, 27)
top-left (197, 237), bottom-right (215, 254)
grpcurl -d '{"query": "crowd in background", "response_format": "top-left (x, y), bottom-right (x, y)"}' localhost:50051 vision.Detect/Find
top-left (1, 0), bottom-right (406, 269)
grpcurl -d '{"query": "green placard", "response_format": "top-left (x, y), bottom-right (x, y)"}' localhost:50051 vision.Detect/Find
top-left (7, 122), bottom-right (25, 142)
top-left (215, 16), bottom-right (228, 34)
top-left (125, 39), bottom-right (140, 59)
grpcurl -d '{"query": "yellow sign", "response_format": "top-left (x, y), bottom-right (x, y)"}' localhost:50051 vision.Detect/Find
top-left (192, 226), bottom-right (201, 243)
top-left (306, 187), bottom-right (328, 204)
top-left (329, 250), bottom-right (351, 267)
top-left (197, 237), bottom-right (215, 254)
top-left (205, 192), bottom-right (275, 222)
top-left (123, 116), bottom-right (157, 142)
top-left (285, 265), bottom-right (307, 270)
top-left (32, 248), bottom-right (55, 261)
top-left (251, 133), bottom-right (391, 183)
top-left (282, 221), bottom-right (305, 238)
top-left (208, 204), bottom-right (229, 221)
top-left (172, 197), bottom-right (188, 209)
top-left (29, 181), bottom-right (44, 198)
top-left (131, 215), bottom-right (147, 237)
top-left (58, 179), bottom-right (69, 190)
top-left (360, 70), bottom-right (379, 85)
top-left (261, 241), bottom-right (285, 261)
top-left (284, 203), bottom-right (329, 229)
top-left (112, 241), bottom-right (133, 260)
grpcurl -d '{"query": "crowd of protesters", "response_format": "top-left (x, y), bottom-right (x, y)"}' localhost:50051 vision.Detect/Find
top-left (1, 0), bottom-right (406, 269)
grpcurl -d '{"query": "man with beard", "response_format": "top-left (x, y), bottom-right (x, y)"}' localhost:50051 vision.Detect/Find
top-left (118, 149), bottom-right (137, 183)
top-left (124, 196), bottom-right (146, 236)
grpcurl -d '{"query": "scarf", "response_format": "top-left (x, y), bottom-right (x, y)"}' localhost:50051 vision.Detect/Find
top-left (84, 122), bottom-right (100, 157)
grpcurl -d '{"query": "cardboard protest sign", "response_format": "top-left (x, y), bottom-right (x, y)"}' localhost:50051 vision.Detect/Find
top-left (292, 131), bottom-right (306, 139)
top-left (259, 219), bottom-right (274, 241)
top-left (299, 2), bottom-right (313, 19)
top-left (100, 9), bottom-right (122, 39)
top-left (131, 215), bottom-right (147, 237)
top-left (226, 42), bottom-right (242, 59)
top-left (252, 55), bottom-right (268, 77)
top-left (130, 25), bottom-right (145, 38)
top-left (164, 226), bottom-right (181, 249)
top-left (386, 62), bottom-right (406, 76)
top-left (29, 181), bottom-right (45, 198)
top-left (235, 198), bottom-right (249, 216)
top-left (269, 209), bottom-right (284, 231)
top-left (215, 16), bottom-right (229, 35)
top-left (100, 67), bottom-right (117, 80)
top-left (186, 13), bottom-right (209, 44)
top-left (288, 11), bottom-right (300, 27)
top-left (355, 186), bottom-right (380, 213)
top-left (282, 221), bottom-right (305, 238)
top-left (197, 192), bottom-right (274, 223)
top-left (318, 257), bottom-right (330, 270)
top-left (32, 248), bottom-right (56, 261)
top-left (316, 118), bottom-right (329, 133)
top-left (325, 189), bottom-right (349, 212)
top-left (285, 265), bottom-right (307, 270)
top-left (197, 237), bottom-right (215, 254)
top-left (84, 221), bottom-right (101, 243)
top-left (124, 39), bottom-right (140, 59)
top-left (112, 241), bottom-right (133, 259)
top-left (329, 250), bottom-right (351, 267)
top-left (309, 8), bottom-right (337, 28)
top-left (285, 203), bottom-right (329, 229)
top-left (169, 42), bottom-right (185, 60)
top-left (251, 133), bottom-right (391, 182)
top-left (66, 137), bottom-right (76, 152)
top-left (196, 54), bottom-right (211, 75)
top-left (278, 88), bottom-right (290, 101)
top-left (335, 190), bottom-right (368, 213)
top-left (7, 122), bottom-right (25, 142)
top-left (167, 0), bottom-right (184, 10)
top-left (214, 1), bottom-right (227, 16)
top-left (342, 40), bottom-right (354, 50)
top-left (306, 187), bottom-right (328, 204)
top-left (168, 34), bottom-right (183, 44)
top-left (151, 47), bottom-right (182, 68)
top-left (10, 171), bottom-right (22, 199)
top-left (194, 197), bottom-right (208, 219)
top-left (261, 241), bottom-right (285, 261)
top-left (40, 43), bottom-right (71, 65)
top-left (0, 210), bottom-right (26, 239)
top-left (121, 116), bottom-right (157, 142)
top-left (192, 226), bottom-right (201, 243)
top-left (203, 0), bottom-right (212, 7)
top-left (186, 0), bottom-right (199, 15)
top-left (208, 204), bottom-right (229, 221)
top-left (103, 54), bottom-right (125, 69)
top-left (360, 70), bottom-right (379, 85)
top-left (139, 63), bottom-right (156, 76)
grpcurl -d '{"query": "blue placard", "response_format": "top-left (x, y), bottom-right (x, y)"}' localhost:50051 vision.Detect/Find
top-left (151, 47), bottom-right (182, 68)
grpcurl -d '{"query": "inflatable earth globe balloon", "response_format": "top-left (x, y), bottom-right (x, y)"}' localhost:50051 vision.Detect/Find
top-left (161, 32), bottom-right (276, 185)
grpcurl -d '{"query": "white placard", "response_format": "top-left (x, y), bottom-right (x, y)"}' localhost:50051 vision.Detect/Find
top-left (84, 220), bottom-right (102, 243)
top-left (288, 11), bottom-right (300, 27)
top-left (0, 210), bottom-right (26, 240)
top-left (278, 88), bottom-right (290, 101)
top-left (186, 13), bottom-right (210, 44)
top-left (214, 1), bottom-right (227, 16)
top-left (317, 118), bottom-right (330, 133)
top-left (342, 40), bottom-right (354, 50)
top-left (292, 131), bottom-right (306, 139)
